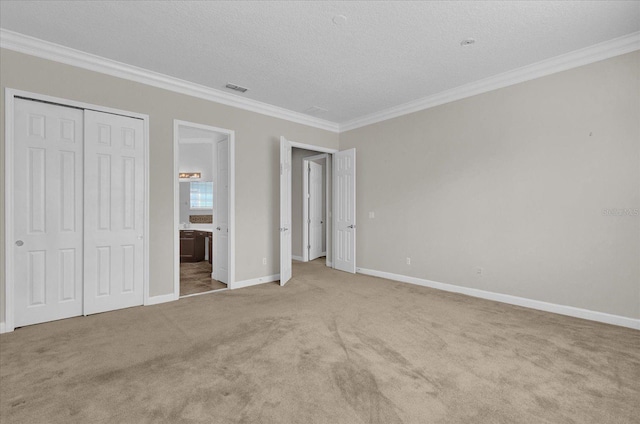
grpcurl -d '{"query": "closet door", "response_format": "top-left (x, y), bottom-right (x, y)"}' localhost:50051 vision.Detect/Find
top-left (13, 99), bottom-right (84, 327)
top-left (83, 110), bottom-right (145, 314)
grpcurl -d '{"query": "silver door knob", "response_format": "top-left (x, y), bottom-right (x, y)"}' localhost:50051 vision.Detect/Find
top-left (137, 235), bottom-right (144, 240)
top-left (15, 240), bottom-right (24, 247)
top-left (348, 225), bottom-right (356, 229)
top-left (216, 227), bottom-right (221, 231)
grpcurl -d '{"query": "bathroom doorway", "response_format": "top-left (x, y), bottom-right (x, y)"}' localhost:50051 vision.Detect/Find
top-left (173, 120), bottom-right (235, 297)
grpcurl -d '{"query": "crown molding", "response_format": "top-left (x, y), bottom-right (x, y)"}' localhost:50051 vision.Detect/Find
top-left (0, 29), bottom-right (340, 133)
top-left (340, 31), bottom-right (640, 132)
top-left (2, 28), bottom-right (638, 135)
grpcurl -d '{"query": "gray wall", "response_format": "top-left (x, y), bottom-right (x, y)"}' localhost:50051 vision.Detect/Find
top-left (0, 48), bottom-right (339, 324)
top-left (1, 47), bottom-right (637, 326)
top-left (340, 51), bottom-right (640, 319)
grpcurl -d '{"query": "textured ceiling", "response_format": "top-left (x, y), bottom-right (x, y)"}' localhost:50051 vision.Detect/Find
top-left (1, 1), bottom-right (639, 124)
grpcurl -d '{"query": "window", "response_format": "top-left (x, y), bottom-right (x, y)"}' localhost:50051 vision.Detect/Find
top-left (190, 182), bottom-right (213, 209)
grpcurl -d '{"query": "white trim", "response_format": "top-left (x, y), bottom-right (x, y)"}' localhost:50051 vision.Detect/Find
top-left (357, 268), bottom-right (640, 330)
top-left (290, 141), bottom-right (338, 154)
top-left (230, 274), bottom-right (280, 290)
top-left (228, 134), bottom-right (236, 286)
top-left (4, 88), bottom-right (151, 332)
top-left (0, 322), bottom-right (6, 334)
top-left (145, 293), bottom-right (178, 306)
top-left (0, 29), bottom-right (339, 133)
top-left (172, 122), bottom-right (181, 302)
top-left (173, 120), bottom-right (236, 298)
top-left (178, 137), bottom-right (216, 145)
top-left (180, 287), bottom-right (229, 299)
top-left (340, 31), bottom-right (640, 132)
top-left (302, 159), bottom-right (309, 262)
top-left (292, 255), bottom-right (304, 262)
top-left (4, 89), bottom-right (16, 333)
top-left (142, 112), bottom-right (152, 307)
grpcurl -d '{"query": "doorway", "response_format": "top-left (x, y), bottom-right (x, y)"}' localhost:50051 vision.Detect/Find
top-left (295, 152), bottom-right (329, 263)
top-left (279, 137), bottom-right (356, 286)
top-left (4, 89), bottom-right (150, 332)
top-left (173, 120), bottom-right (235, 298)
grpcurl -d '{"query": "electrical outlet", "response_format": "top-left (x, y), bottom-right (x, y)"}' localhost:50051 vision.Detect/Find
top-left (476, 267), bottom-right (483, 276)
top-left (262, 257), bottom-right (267, 265)
top-left (406, 257), bottom-right (411, 265)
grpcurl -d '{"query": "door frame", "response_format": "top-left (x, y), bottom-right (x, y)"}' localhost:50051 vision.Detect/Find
top-left (173, 120), bottom-right (236, 298)
top-left (3, 88), bottom-right (150, 333)
top-left (302, 153), bottom-right (329, 262)
top-left (281, 141), bottom-right (337, 280)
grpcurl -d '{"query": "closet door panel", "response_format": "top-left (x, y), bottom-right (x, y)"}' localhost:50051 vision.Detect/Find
top-left (13, 99), bottom-right (83, 327)
top-left (84, 110), bottom-right (145, 315)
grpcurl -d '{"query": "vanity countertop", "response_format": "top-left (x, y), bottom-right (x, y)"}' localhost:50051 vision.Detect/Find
top-left (180, 224), bottom-right (213, 232)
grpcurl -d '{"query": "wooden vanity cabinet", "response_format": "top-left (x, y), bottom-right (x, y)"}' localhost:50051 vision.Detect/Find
top-left (180, 230), bottom-right (205, 262)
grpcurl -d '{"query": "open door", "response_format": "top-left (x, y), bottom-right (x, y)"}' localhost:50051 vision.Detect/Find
top-left (308, 160), bottom-right (323, 261)
top-left (214, 136), bottom-right (229, 284)
top-left (279, 136), bottom-right (292, 285)
top-left (333, 148), bottom-right (356, 273)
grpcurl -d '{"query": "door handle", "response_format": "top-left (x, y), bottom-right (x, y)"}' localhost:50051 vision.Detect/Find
top-left (15, 240), bottom-right (24, 247)
top-left (280, 227), bottom-right (289, 232)
top-left (348, 225), bottom-right (356, 229)
top-left (137, 235), bottom-right (144, 240)
top-left (216, 227), bottom-right (221, 231)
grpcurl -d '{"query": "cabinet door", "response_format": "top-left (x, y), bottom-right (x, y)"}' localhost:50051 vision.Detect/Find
top-left (180, 235), bottom-right (195, 261)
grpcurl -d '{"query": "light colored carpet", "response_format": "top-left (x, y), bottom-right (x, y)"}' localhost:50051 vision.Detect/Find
top-left (1, 259), bottom-right (638, 424)
top-left (180, 261), bottom-right (227, 296)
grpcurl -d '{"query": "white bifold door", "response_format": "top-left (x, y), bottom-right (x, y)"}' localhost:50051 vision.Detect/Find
top-left (12, 99), bottom-right (145, 327)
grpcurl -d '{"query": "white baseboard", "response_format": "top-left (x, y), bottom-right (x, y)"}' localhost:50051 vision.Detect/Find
top-left (231, 274), bottom-right (280, 290)
top-left (327, 261), bottom-right (333, 267)
top-left (145, 292), bottom-right (178, 306)
top-left (0, 322), bottom-right (7, 334)
top-left (357, 267), bottom-right (640, 330)
top-left (292, 255), bottom-right (304, 262)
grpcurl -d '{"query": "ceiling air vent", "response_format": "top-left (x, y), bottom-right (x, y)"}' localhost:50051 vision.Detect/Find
top-left (303, 106), bottom-right (328, 116)
top-left (225, 83), bottom-right (248, 93)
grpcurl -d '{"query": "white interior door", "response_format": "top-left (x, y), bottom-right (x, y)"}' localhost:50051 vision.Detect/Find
top-left (280, 136), bottom-right (292, 285)
top-left (13, 99), bottom-right (84, 327)
top-left (333, 148), bottom-right (356, 273)
top-left (83, 110), bottom-right (145, 315)
top-left (308, 161), bottom-right (323, 261)
top-left (215, 137), bottom-right (229, 284)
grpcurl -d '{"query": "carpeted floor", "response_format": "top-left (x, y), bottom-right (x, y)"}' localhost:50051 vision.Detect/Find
top-left (180, 261), bottom-right (227, 296)
top-left (1, 259), bottom-right (638, 424)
